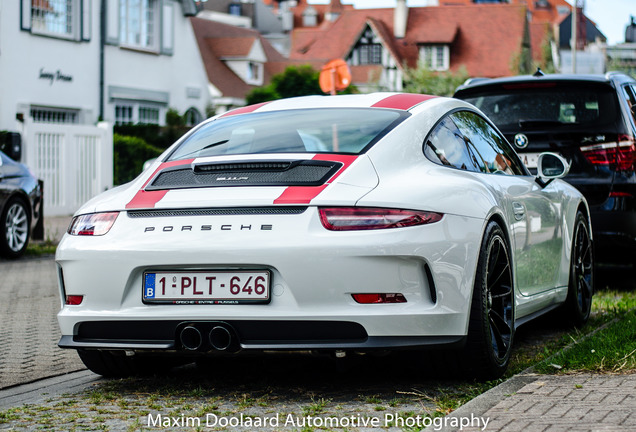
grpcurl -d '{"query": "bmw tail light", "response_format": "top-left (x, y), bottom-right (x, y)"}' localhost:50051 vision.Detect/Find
top-left (319, 207), bottom-right (443, 231)
top-left (68, 212), bottom-right (119, 236)
top-left (581, 135), bottom-right (636, 172)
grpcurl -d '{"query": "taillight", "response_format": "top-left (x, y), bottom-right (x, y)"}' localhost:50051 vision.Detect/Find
top-left (581, 135), bottom-right (636, 172)
top-left (65, 295), bottom-right (84, 305)
top-left (352, 293), bottom-right (407, 304)
top-left (68, 212), bottom-right (119, 236)
top-left (318, 207), bottom-right (443, 231)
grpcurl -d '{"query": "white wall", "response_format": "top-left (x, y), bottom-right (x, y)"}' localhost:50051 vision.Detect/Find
top-left (0, 1), bottom-right (101, 131)
top-left (104, 1), bottom-right (210, 126)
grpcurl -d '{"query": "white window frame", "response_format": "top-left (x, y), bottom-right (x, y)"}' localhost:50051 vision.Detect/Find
top-left (114, 102), bottom-right (163, 125)
top-left (30, 106), bottom-right (80, 124)
top-left (419, 45), bottom-right (450, 71)
top-left (119, 0), bottom-right (160, 52)
top-left (23, 0), bottom-right (90, 41)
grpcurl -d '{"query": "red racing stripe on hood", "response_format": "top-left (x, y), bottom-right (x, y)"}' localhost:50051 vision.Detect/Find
top-left (273, 154), bottom-right (358, 205)
top-left (125, 159), bottom-right (194, 209)
top-left (371, 94), bottom-right (437, 110)
top-left (220, 102), bottom-right (271, 118)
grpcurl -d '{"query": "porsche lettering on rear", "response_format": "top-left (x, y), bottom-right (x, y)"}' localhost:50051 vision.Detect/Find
top-left (143, 224), bottom-right (273, 232)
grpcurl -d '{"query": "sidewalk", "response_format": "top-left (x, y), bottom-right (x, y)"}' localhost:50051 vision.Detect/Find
top-left (433, 372), bottom-right (636, 431)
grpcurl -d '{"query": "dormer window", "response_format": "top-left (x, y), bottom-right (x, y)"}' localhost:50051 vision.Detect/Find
top-left (350, 27), bottom-right (382, 65)
top-left (419, 45), bottom-right (449, 71)
top-left (247, 62), bottom-right (262, 83)
top-left (228, 3), bottom-right (241, 16)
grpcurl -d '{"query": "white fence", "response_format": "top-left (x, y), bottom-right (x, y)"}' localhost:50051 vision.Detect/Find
top-left (23, 120), bottom-right (113, 216)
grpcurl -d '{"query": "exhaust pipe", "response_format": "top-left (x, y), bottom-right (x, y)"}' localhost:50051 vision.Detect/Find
top-left (180, 326), bottom-right (203, 350)
top-left (209, 325), bottom-right (232, 351)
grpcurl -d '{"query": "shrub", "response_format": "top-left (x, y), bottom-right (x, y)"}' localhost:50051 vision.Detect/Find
top-left (114, 134), bottom-right (163, 185)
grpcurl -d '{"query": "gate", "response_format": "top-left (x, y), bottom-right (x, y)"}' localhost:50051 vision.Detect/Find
top-left (23, 120), bottom-right (113, 216)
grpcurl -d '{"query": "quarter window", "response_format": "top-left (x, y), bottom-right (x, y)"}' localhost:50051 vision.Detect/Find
top-left (451, 111), bottom-right (525, 175)
top-left (424, 111), bottom-right (525, 175)
top-left (424, 116), bottom-right (480, 172)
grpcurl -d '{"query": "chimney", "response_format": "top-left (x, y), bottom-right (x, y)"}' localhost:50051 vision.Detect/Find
top-left (325, 0), bottom-right (343, 22)
top-left (394, 0), bottom-right (408, 39)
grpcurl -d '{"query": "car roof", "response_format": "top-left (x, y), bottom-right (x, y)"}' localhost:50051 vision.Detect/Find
top-left (455, 71), bottom-right (635, 93)
top-left (220, 93), bottom-right (443, 118)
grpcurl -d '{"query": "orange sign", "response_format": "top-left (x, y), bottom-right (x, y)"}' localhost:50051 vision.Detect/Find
top-left (319, 59), bottom-right (352, 95)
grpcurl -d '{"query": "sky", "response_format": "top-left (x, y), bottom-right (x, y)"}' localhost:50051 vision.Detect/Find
top-left (307, 0), bottom-right (635, 45)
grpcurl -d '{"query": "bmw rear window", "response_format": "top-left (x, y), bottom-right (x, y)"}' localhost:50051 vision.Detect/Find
top-left (458, 83), bottom-right (618, 131)
top-left (168, 108), bottom-right (407, 161)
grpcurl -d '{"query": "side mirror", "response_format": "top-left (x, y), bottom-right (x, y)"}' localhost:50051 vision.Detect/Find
top-left (0, 132), bottom-right (22, 161)
top-left (536, 152), bottom-right (569, 186)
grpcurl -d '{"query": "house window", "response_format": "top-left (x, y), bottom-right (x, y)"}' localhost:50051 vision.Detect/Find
top-left (248, 62), bottom-right (261, 82)
top-left (115, 105), bottom-right (134, 125)
top-left (184, 108), bottom-right (203, 126)
top-left (228, 3), bottom-right (241, 16)
top-left (115, 104), bottom-right (162, 125)
top-left (30, 106), bottom-right (79, 124)
top-left (420, 45), bottom-right (449, 71)
top-left (139, 106), bottom-right (160, 124)
top-left (119, 0), bottom-right (157, 50)
top-left (31, 0), bottom-right (75, 37)
top-left (351, 27), bottom-right (382, 65)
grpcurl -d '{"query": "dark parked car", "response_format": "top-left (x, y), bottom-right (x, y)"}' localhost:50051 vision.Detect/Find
top-left (0, 150), bottom-right (42, 258)
top-left (455, 71), bottom-right (636, 268)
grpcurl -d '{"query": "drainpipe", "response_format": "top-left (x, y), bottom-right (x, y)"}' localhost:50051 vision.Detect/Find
top-left (99, 0), bottom-right (106, 121)
top-left (571, 4), bottom-right (577, 74)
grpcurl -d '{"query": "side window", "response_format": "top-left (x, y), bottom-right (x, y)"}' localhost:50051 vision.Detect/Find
top-left (424, 116), bottom-right (479, 172)
top-left (450, 111), bottom-right (525, 175)
top-left (623, 85), bottom-right (636, 125)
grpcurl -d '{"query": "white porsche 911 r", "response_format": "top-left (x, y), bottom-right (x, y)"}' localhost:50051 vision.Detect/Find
top-left (56, 93), bottom-right (593, 380)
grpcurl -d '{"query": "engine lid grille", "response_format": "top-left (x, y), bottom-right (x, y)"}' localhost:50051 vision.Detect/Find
top-left (146, 160), bottom-right (342, 190)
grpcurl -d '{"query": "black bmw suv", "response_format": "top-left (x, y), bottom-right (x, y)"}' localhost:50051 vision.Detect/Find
top-left (454, 71), bottom-right (636, 269)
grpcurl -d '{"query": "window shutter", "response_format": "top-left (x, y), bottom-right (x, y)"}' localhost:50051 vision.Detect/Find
top-left (105, 0), bottom-right (119, 45)
top-left (81, 0), bottom-right (91, 41)
top-left (21, 0), bottom-right (31, 31)
top-left (161, 1), bottom-right (175, 56)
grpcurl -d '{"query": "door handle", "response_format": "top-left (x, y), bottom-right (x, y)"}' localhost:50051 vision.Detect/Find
top-left (512, 202), bottom-right (525, 221)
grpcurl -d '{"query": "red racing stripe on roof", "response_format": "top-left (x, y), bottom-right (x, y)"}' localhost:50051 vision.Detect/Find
top-left (220, 102), bottom-right (271, 117)
top-left (125, 159), bottom-right (194, 209)
top-left (273, 154), bottom-right (357, 205)
top-left (371, 94), bottom-right (437, 110)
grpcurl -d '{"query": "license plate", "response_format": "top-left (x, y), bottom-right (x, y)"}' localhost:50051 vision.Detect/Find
top-left (519, 152), bottom-right (541, 169)
top-left (143, 270), bottom-right (270, 304)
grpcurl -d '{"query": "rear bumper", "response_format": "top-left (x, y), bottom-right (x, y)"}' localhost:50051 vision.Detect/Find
top-left (58, 319), bottom-right (465, 352)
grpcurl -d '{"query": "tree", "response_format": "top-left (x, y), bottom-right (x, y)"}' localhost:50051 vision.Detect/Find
top-left (403, 62), bottom-right (470, 97)
top-left (245, 64), bottom-right (356, 104)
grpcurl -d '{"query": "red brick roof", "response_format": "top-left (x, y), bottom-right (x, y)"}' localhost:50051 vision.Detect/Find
top-left (289, 4), bottom-right (529, 78)
top-left (190, 17), bottom-right (287, 99)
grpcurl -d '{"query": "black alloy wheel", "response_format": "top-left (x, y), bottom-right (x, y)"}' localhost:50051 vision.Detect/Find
top-left (465, 221), bottom-right (515, 380)
top-left (565, 211), bottom-right (593, 328)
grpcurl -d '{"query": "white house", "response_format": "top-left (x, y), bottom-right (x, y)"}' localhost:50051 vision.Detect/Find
top-left (103, 0), bottom-right (210, 126)
top-left (0, 0), bottom-right (210, 215)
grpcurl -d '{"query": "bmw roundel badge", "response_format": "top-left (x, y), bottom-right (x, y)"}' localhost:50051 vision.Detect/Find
top-left (514, 133), bottom-right (529, 149)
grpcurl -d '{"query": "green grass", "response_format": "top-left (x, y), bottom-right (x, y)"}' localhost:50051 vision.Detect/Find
top-left (25, 239), bottom-right (57, 256)
top-left (535, 308), bottom-right (636, 373)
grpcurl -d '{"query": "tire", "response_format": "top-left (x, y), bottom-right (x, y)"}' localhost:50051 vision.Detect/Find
top-left (464, 221), bottom-right (515, 380)
top-left (0, 198), bottom-right (31, 259)
top-left (563, 211), bottom-right (593, 328)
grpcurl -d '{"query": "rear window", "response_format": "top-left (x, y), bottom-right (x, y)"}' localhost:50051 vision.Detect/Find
top-left (458, 83), bottom-right (618, 131)
top-left (167, 108), bottom-right (406, 161)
